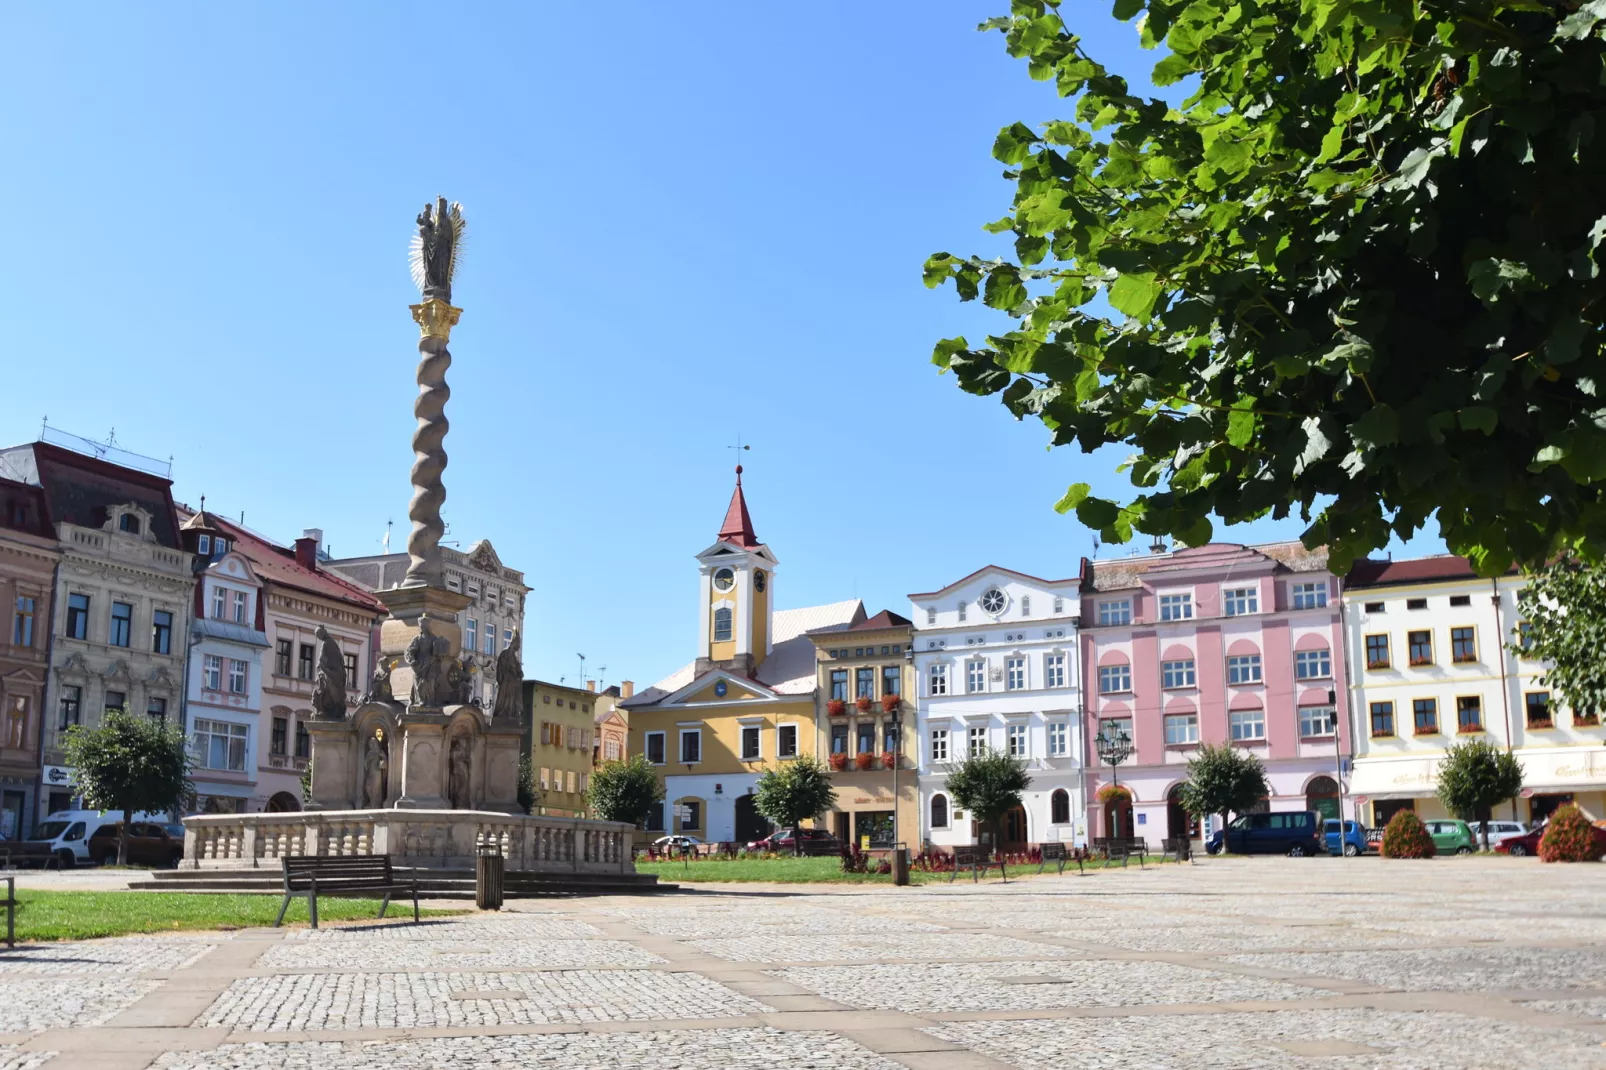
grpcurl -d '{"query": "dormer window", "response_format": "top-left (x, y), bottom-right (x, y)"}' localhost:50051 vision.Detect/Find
top-left (213, 538), bottom-right (228, 557)
top-left (118, 513), bottom-right (142, 535)
top-left (198, 535), bottom-right (211, 555)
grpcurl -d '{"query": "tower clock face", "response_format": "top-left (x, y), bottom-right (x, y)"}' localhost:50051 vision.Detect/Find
top-left (754, 570), bottom-right (767, 593)
top-left (713, 568), bottom-right (735, 592)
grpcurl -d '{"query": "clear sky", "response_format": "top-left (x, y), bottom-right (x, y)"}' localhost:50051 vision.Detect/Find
top-left (3, 3), bottom-right (1444, 692)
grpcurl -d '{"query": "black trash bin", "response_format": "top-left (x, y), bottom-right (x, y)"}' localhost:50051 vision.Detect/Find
top-left (893, 846), bottom-right (910, 886)
top-left (476, 842), bottom-right (504, 911)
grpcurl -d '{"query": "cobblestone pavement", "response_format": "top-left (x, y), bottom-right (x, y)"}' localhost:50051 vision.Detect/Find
top-left (8, 856), bottom-right (1606, 1069)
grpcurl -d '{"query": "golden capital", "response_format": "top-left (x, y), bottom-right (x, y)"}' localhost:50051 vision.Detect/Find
top-left (410, 298), bottom-right (463, 341)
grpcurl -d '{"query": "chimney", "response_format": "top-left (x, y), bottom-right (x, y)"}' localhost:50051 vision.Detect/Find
top-left (294, 537), bottom-right (319, 571)
top-left (302, 527), bottom-right (324, 550)
top-left (620, 680), bottom-right (634, 699)
top-left (585, 681), bottom-right (596, 693)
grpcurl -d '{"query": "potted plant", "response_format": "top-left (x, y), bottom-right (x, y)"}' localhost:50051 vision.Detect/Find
top-left (827, 699), bottom-right (846, 717)
top-left (854, 752), bottom-right (875, 771)
top-left (881, 750), bottom-right (897, 770)
top-left (1096, 783), bottom-right (1132, 805)
top-left (828, 752), bottom-right (848, 771)
top-left (1577, 712), bottom-right (1601, 727)
top-left (855, 696), bottom-right (872, 712)
top-left (880, 693), bottom-right (901, 713)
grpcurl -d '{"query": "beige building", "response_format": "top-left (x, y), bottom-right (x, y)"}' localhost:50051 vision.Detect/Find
top-left (324, 540), bottom-right (528, 709)
top-left (591, 681), bottom-right (632, 766)
top-left (523, 679), bottom-right (597, 817)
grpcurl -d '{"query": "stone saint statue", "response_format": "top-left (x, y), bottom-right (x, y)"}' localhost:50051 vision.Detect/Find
top-left (492, 631), bottom-right (522, 723)
top-left (448, 733), bottom-right (471, 809)
top-left (406, 616), bottom-right (446, 707)
top-left (456, 653), bottom-right (477, 706)
top-left (6, 697), bottom-right (25, 749)
top-left (411, 196), bottom-right (465, 302)
top-left (311, 625), bottom-right (347, 720)
top-left (361, 658), bottom-right (394, 705)
top-left (362, 733), bottom-right (387, 809)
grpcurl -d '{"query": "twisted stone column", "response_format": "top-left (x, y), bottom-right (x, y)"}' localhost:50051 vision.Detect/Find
top-left (404, 298), bottom-right (462, 588)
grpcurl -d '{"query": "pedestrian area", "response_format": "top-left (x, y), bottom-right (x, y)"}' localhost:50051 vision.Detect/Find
top-left (3, 858), bottom-right (1606, 1069)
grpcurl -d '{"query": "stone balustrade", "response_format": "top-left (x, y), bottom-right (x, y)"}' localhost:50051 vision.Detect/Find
top-left (181, 809), bottom-right (637, 874)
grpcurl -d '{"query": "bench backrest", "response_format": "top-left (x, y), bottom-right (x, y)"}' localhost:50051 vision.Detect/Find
top-left (1040, 842), bottom-right (1066, 860)
top-left (282, 854), bottom-right (393, 889)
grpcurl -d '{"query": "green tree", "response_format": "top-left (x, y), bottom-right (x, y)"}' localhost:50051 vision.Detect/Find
top-left (753, 755), bottom-right (837, 855)
top-left (1177, 743), bottom-right (1269, 844)
top-left (586, 754), bottom-right (664, 827)
top-left (926, 1), bottom-right (1606, 573)
top-left (60, 708), bottom-right (192, 866)
top-left (944, 748), bottom-right (1032, 856)
top-left (1513, 556), bottom-right (1606, 719)
top-left (517, 754), bottom-right (540, 816)
top-left (1435, 737), bottom-right (1524, 849)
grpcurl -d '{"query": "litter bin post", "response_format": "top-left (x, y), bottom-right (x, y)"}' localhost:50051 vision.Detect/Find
top-left (893, 845), bottom-right (910, 886)
top-left (475, 842), bottom-right (505, 911)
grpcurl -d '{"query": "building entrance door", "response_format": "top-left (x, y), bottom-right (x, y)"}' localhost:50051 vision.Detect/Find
top-left (1305, 776), bottom-right (1340, 820)
top-left (734, 793), bottom-right (771, 843)
top-left (1003, 805), bottom-right (1028, 849)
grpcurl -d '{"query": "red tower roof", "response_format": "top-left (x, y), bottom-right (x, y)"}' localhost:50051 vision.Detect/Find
top-left (718, 465), bottom-right (760, 548)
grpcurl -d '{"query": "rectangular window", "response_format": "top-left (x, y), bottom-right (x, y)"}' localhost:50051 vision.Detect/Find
top-left (1098, 599), bottom-right (1132, 626)
top-left (857, 721), bottom-right (876, 755)
top-left (233, 591), bottom-right (247, 624)
top-left (271, 716), bottom-right (288, 756)
top-left (1053, 596), bottom-right (1064, 614)
top-left (1294, 649), bottom-right (1331, 680)
top-left (926, 607), bottom-right (937, 625)
top-left (203, 654), bottom-right (222, 691)
top-left (1407, 598), bottom-right (1428, 610)
top-left (1226, 654), bottom-right (1263, 685)
top-left (957, 601), bottom-right (967, 622)
top-left (1006, 723), bottom-right (1027, 757)
top-left (1047, 722), bottom-right (1068, 756)
top-left (1526, 691), bottom-right (1552, 728)
top-left (1412, 698), bottom-right (1438, 734)
top-left (968, 725), bottom-right (988, 757)
top-left (740, 724), bottom-right (760, 760)
top-left (1020, 596), bottom-right (1031, 616)
top-left (295, 720), bottom-right (310, 759)
top-left (192, 718), bottom-right (249, 771)
top-left (344, 653), bottom-right (358, 690)
top-left (1005, 657), bottom-right (1025, 691)
top-left (539, 767), bottom-right (549, 791)
top-left (197, 534), bottom-right (210, 555)
top-left (1451, 626), bottom-right (1477, 663)
top-left (1044, 652), bottom-right (1066, 689)
top-left (829, 669), bottom-right (848, 701)
top-left (1162, 658), bottom-right (1196, 689)
top-left (1229, 708), bottom-right (1266, 741)
top-left (1517, 620), bottom-right (1534, 655)
top-left (211, 587), bottom-right (226, 620)
top-left (645, 731), bottom-right (666, 765)
top-left (146, 697), bottom-right (166, 722)
top-left (966, 660), bottom-right (986, 694)
top-left (1456, 696), bottom-right (1483, 733)
top-left (151, 609), bottom-right (172, 655)
top-left (109, 602), bottom-right (132, 648)
top-left (1370, 701), bottom-right (1395, 737)
top-left (298, 644), bottom-right (315, 681)
top-left (227, 659), bottom-right (246, 694)
top-left (483, 628), bottom-right (494, 655)
top-left (1450, 594), bottom-right (1471, 607)
top-left (58, 685), bottom-right (81, 729)
top-left (1223, 587), bottom-right (1258, 616)
top-left (503, 628), bottom-right (513, 651)
top-left (465, 617), bottom-right (477, 652)
top-left (1164, 713), bottom-right (1199, 745)
top-left (1299, 704), bottom-right (1336, 737)
top-left (1364, 634), bottom-right (1390, 669)
top-left (882, 665), bottom-right (900, 696)
top-left (1292, 581), bottom-right (1328, 609)
top-left (855, 667), bottom-right (874, 699)
top-left (778, 723), bottom-right (798, 758)
top-left (930, 729), bottom-right (949, 762)
top-left (713, 607), bottom-right (732, 642)
top-left (1407, 630), bottom-right (1433, 666)
top-left (273, 639), bottom-right (291, 676)
top-left (1098, 664), bottom-right (1131, 694)
top-left (679, 730), bottom-right (701, 763)
top-left (928, 663), bottom-right (948, 696)
top-left (679, 800), bottom-right (701, 832)
top-left (12, 596), bottom-right (34, 647)
top-left (104, 689), bottom-right (125, 713)
top-left (567, 770), bottom-right (578, 794)
top-left (66, 593), bottom-right (89, 640)
top-left (1103, 717), bottom-right (1133, 745)
top-left (1159, 593), bottom-right (1193, 621)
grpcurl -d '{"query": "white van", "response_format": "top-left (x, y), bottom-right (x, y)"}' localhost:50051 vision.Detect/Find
top-left (34, 810), bottom-right (172, 867)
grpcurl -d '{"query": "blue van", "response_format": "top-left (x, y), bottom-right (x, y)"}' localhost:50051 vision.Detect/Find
top-left (1207, 810), bottom-right (1326, 856)
top-left (1324, 819), bottom-right (1367, 857)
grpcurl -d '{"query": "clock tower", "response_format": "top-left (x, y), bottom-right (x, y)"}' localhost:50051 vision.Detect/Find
top-left (694, 466), bottom-right (777, 677)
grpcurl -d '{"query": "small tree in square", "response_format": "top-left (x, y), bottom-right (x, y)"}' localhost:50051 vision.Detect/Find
top-left (1539, 804), bottom-right (1605, 863)
top-left (754, 754), bottom-right (837, 855)
top-left (945, 748), bottom-right (1032, 858)
top-left (1177, 743), bottom-right (1269, 846)
top-left (1434, 738), bottom-right (1524, 850)
top-left (586, 754), bottom-right (663, 827)
top-left (1381, 811), bottom-right (1436, 859)
top-left (61, 708), bottom-right (192, 866)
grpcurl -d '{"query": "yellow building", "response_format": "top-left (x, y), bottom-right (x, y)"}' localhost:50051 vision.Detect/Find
top-left (622, 467), bottom-right (861, 843)
top-left (809, 611), bottom-right (920, 851)
top-left (522, 679), bottom-right (597, 818)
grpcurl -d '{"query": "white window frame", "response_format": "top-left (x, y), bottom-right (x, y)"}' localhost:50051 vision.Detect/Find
top-left (739, 724), bottom-right (761, 761)
top-left (1159, 593), bottom-right (1194, 621)
top-left (957, 601), bottom-right (967, 622)
top-left (967, 725), bottom-right (987, 757)
top-left (1164, 713), bottom-right (1200, 745)
top-left (926, 607), bottom-right (937, 625)
top-left (1020, 596), bottom-right (1031, 616)
top-left (678, 729), bottom-right (702, 764)
top-left (203, 654), bottom-right (222, 691)
top-left (930, 793), bottom-right (950, 828)
top-left (966, 659), bottom-right (986, 694)
top-left (929, 728), bottom-right (949, 763)
top-left (1098, 663), bottom-right (1131, 694)
top-left (1226, 654), bottom-right (1263, 685)
top-left (1299, 704), bottom-right (1336, 737)
top-left (197, 534), bottom-right (210, 555)
top-left (211, 587), bottom-right (226, 619)
top-left (232, 590), bottom-right (247, 624)
top-left (777, 722), bottom-right (799, 759)
top-left (1007, 723), bottom-right (1028, 757)
top-left (928, 663), bottom-right (949, 696)
top-left (1161, 658), bottom-right (1196, 689)
top-left (192, 717), bottom-right (249, 771)
top-left (227, 659), bottom-right (246, 695)
top-left (1005, 656), bottom-right (1026, 691)
top-left (1294, 648), bottom-right (1332, 680)
top-left (644, 730), bottom-right (667, 765)
top-left (1292, 581), bottom-right (1329, 609)
top-left (1223, 587), bottom-right (1258, 616)
top-left (1053, 596), bottom-right (1064, 614)
top-left (1229, 708), bottom-right (1267, 741)
top-left (1047, 721), bottom-right (1068, 757)
top-left (1044, 652), bottom-right (1066, 689)
top-left (1098, 599), bottom-right (1132, 626)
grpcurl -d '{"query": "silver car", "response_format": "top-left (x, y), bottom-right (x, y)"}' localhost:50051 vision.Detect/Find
top-left (1480, 820), bottom-right (1529, 847)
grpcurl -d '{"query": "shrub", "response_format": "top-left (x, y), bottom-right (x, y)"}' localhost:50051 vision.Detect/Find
top-left (1380, 811), bottom-right (1436, 859)
top-left (873, 859), bottom-right (891, 875)
top-left (1096, 783), bottom-right (1131, 805)
top-left (1539, 804), bottom-right (1605, 863)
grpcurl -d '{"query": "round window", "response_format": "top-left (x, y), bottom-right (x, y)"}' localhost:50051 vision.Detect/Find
top-left (713, 568), bottom-right (735, 592)
top-left (980, 587), bottom-right (1007, 615)
top-left (754, 570), bottom-right (767, 593)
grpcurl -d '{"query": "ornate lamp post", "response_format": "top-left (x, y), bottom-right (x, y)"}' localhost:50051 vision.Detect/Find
top-left (1094, 722), bottom-right (1134, 837)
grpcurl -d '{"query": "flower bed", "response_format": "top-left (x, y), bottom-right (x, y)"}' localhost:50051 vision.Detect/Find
top-left (881, 751), bottom-right (897, 769)
top-left (827, 699), bottom-right (846, 717)
top-left (1539, 804), bottom-right (1606, 862)
top-left (855, 696), bottom-right (873, 712)
top-left (1096, 784), bottom-right (1132, 805)
top-left (881, 693), bottom-right (901, 713)
top-left (828, 752), bottom-right (848, 771)
top-left (854, 752), bottom-right (875, 771)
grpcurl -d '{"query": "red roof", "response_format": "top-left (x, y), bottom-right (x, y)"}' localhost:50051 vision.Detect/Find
top-left (1347, 555), bottom-right (1514, 588)
top-left (848, 609), bottom-right (911, 631)
top-left (206, 514), bottom-right (384, 613)
top-left (717, 465), bottom-right (760, 549)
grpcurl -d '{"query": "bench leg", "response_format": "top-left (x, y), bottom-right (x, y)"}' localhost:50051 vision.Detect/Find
top-left (412, 882), bottom-right (419, 923)
top-left (6, 876), bottom-right (12, 949)
top-left (309, 882), bottom-right (318, 930)
top-left (274, 893), bottom-right (292, 928)
top-left (999, 862), bottom-right (1007, 884)
top-left (378, 893), bottom-right (391, 920)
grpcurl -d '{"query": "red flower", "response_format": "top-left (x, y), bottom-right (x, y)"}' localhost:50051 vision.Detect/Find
top-left (881, 751), bottom-right (897, 769)
top-left (827, 699), bottom-right (846, 716)
top-left (880, 693), bottom-right (901, 713)
top-left (855, 696), bottom-right (872, 712)
top-left (1096, 784), bottom-right (1131, 805)
top-left (854, 752), bottom-right (875, 770)
top-left (828, 752), bottom-right (848, 771)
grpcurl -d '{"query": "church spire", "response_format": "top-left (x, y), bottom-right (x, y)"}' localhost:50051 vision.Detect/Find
top-left (717, 465), bottom-right (759, 548)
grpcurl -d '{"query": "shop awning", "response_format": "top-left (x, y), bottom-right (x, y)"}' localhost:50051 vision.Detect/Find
top-left (1516, 747), bottom-right (1606, 792)
top-left (1350, 756), bottom-right (1440, 800)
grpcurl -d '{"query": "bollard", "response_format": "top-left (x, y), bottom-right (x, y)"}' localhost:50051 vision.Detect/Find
top-left (893, 846), bottom-right (910, 886)
top-left (475, 843), bottom-right (504, 911)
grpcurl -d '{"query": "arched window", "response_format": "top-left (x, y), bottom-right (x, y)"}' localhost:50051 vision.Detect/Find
top-left (712, 606), bottom-right (733, 642)
top-left (1051, 788), bottom-right (1070, 824)
top-left (930, 793), bottom-right (949, 829)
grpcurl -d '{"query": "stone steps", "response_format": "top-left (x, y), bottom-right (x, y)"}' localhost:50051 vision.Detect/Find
top-left (128, 866), bottom-right (675, 899)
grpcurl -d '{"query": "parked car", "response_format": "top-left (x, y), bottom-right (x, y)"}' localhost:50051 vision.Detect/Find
top-left (1207, 810), bottom-right (1326, 856)
top-left (651, 835), bottom-right (702, 852)
top-left (1424, 819), bottom-right (1478, 854)
top-left (33, 809), bottom-right (171, 868)
top-left (87, 823), bottom-right (184, 868)
top-left (1479, 820), bottom-right (1529, 848)
top-left (1493, 821), bottom-right (1606, 857)
top-left (746, 828), bottom-right (842, 855)
top-left (1324, 819), bottom-right (1369, 857)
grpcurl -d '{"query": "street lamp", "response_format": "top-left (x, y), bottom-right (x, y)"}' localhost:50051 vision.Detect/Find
top-left (1094, 722), bottom-right (1134, 837)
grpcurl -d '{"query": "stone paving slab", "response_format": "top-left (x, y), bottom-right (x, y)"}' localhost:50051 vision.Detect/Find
top-left (0, 938), bottom-right (216, 975)
top-left (1221, 946), bottom-right (1606, 993)
top-left (688, 932), bottom-right (1078, 964)
top-left (281, 916), bottom-right (603, 940)
top-left (0, 977), bottom-right (161, 1032)
top-left (255, 937), bottom-right (665, 971)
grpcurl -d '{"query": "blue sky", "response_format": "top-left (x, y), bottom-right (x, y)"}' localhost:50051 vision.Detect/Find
top-left (3, 3), bottom-right (1443, 691)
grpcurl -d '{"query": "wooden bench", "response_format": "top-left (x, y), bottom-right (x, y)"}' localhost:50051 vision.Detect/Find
top-left (1159, 836), bottom-right (1192, 862)
top-left (275, 856), bottom-right (419, 930)
top-left (0, 844), bottom-right (59, 870)
top-left (949, 845), bottom-right (1007, 883)
top-left (1093, 836), bottom-right (1148, 868)
top-left (1037, 842), bottom-right (1088, 876)
top-left (0, 876), bottom-right (16, 949)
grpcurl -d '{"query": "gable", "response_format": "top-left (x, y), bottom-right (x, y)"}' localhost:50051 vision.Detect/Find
top-left (684, 677), bottom-right (766, 704)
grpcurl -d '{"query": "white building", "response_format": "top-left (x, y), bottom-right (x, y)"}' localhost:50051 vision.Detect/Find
top-left (910, 566), bottom-right (1085, 852)
top-left (1344, 555), bottom-right (1606, 828)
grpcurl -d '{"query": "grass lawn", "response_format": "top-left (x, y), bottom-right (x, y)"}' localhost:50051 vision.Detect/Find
top-left (634, 854), bottom-right (1174, 885)
top-left (8, 890), bottom-right (464, 942)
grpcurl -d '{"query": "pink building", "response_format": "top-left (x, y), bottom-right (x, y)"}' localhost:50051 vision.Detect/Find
top-left (1079, 543), bottom-right (1350, 848)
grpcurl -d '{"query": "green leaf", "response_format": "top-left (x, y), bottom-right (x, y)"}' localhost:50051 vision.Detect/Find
top-left (1458, 406), bottom-right (1498, 434)
top-left (1351, 404), bottom-right (1400, 448)
top-left (931, 337), bottom-right (969, 371)
top-left (1112, 0), bottom-right (1143, 18)
top-left (1556, 0), bottom-right (1606, 40)
top-left (1226, 405), bottom-right (1257, 447)
top-left (1468, 258), bottom-right (1534, 302)
top-left (1107, 271), bottom-right (1164, 320)
top-left (1053, 482), bottom-right (1093, 514)
top-left (1076, 495), bottom-right (1121, 529)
